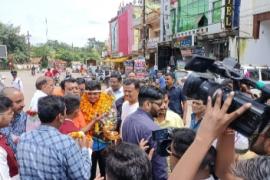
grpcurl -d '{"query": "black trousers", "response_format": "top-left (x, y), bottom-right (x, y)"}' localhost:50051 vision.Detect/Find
top-left (90, 149), bottom-right (106, 180)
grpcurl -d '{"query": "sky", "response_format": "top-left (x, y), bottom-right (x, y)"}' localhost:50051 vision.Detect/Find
top-left (0, 0), bottom-right (133, 47)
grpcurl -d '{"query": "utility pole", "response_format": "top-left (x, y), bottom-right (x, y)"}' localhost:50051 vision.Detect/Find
top-left (142, 0), bottom-right (146, 58)
top-left (26, 31), bottom-right (31, 62)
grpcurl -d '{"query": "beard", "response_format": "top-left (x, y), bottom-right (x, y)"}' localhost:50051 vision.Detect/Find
top-left (150, 107), bottom-right (159, 118)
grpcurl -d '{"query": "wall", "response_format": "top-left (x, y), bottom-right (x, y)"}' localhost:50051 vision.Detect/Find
top-left (238, 0), bottom-right (270, 65)
top-left (240, 20), bottom-right (270, 65)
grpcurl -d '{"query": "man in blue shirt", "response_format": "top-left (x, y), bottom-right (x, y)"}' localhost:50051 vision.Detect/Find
top-left (164, 72), bottom-right (187, 124)
top-left (157, 71), bottom-right (166, 89)
top-left (122, 86), bottom-right (168, 180)
top-left (189, 99), bottom-right (206, 132)
top-left (0, 87), bottom-right (27, 153)
top-left (17, 96), bottom-right (92, 179)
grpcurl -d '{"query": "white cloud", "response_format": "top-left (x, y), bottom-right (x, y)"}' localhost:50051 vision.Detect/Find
top-left (0, 0), bottom-right (133, 47)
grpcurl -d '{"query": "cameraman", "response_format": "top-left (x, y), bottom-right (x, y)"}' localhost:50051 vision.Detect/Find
top-left (169, 92), bottom-right (252, 180)
top-left (169, 128), bottom-right (217, 180)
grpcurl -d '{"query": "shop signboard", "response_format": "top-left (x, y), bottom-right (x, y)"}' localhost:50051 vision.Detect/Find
top-left (134, 56), bottom-right (146, 79)
top-left (124, 60), bottom-right (134, 75)
top-left (225, 0), bottom-right (233, 29)
top-left (174, 36), bottom-right (193, 47)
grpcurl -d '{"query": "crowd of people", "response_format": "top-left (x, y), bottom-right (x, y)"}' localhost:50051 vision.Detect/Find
top-left (0, 68), bottom-right (269, 180)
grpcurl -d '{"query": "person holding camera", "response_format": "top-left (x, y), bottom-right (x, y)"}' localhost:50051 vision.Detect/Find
top-left (169, 128), bottom-right (218, 180)
top-left (122, 86), bottom-right (168, 180)
top-left (168, 91), bottom-right (252, 180)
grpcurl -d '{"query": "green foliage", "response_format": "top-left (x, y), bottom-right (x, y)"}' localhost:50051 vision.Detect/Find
top-left (0, 21), bottom-right (105, 65)
top-left (0, 22), bottom-right (29, 63)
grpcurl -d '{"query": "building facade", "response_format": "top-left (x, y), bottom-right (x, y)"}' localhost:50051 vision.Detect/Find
top-left (238, 0), bottom-right (270, 65)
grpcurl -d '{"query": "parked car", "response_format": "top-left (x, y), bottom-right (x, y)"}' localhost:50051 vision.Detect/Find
top-left (241, 65), bottom-right (270, 85)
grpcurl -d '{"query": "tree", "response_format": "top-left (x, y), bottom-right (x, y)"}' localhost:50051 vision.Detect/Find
top-left (32, 44), bottom-right (54, 68)
top-left (0, 22), bottom-right (28, 63)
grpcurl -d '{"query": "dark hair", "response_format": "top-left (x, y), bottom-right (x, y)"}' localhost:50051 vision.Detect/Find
top-left (38, 96), bottom-right (65, 123)
top-left (106, 142), bottom-right (152, 180)
top-left (123, 79), bottom-right (140, 89)
top-left (60, 78), bottom-right (77, 90)
top-left (36, 76), bottom-right (50, 90)
top-left (138, 86), bottom-right (163, 106)
top-left (11, 70), bottom-right (17, 76)
top-left (172, 128), bottom-right (217, 179)
top-left (165, 72), bottom-right (175, 79)
top-left (76, 78), bottom-right (86, 85)
top-left (64, 95), bottom-right (80, 115)
top-left (110, 71), bottom-right (122, 82)
top-left (85, 80), bottom-right (101, 91)
top-left (0, 95), bottom-right (13, 113)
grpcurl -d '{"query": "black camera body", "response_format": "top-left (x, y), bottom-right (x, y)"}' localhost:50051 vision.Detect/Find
top-left (183, 56), bottom-right (270, 138)
top-left (152, 128), bottom-right (175, 156)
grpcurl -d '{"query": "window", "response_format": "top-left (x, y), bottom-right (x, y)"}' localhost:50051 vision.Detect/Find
top-left (261, 69), bottom-right (270, 81)
top-left (212, 0), bottom-right (222, 24)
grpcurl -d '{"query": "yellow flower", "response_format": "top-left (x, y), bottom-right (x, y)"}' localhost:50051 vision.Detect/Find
top-left (80, 92), bottom-right (114, 138)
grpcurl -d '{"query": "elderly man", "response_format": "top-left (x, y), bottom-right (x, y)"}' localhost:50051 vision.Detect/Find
top-left (0, 87), bottom-right (27, 153)
top-left (27, 76), bottom-right (54, 131)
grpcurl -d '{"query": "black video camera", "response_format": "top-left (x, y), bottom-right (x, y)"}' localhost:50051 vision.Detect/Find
top-left (183, 55), bottom-right (270, 140)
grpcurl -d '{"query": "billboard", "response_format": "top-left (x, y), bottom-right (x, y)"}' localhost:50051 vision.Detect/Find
top-left (110, 20), bottom-right (118, 53)
top-left (0, 45), bottom-right (7, 58)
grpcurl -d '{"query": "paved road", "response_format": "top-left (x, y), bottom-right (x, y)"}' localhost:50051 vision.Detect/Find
top-left (1, 70), bottom-right (40, 108)
top-left (0, 70), bottom-right (80, 109)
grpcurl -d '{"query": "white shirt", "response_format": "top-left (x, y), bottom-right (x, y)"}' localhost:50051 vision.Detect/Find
top-left (0, 147), bottom-right (19, 180)
top-left (29, 90), bottom-right (47, 112)
top-left (120, 101), bottom-right (139, 136)
top-left (106, 87), bottom-right (124, 101)
top-left (11, 77), bottom-right (23, 92)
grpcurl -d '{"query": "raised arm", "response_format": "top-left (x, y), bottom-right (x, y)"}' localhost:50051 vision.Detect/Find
top-left (169, 92), bottom-right (251, 180)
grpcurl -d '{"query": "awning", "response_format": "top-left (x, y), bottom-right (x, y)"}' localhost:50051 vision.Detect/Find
top-left (103, 57), bottom-right (130, 63)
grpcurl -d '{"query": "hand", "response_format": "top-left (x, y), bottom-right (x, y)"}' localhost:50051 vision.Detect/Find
top-left (196, 91), bottom-right (251, 142)
top-left (78, 136), bottom-right (90, 149)
top-left (139, 138), bottom-right (149, 151)
top-left (139, 138), bottom-right (155, 160)
top-left (94, 174), bottom-right (104, 180)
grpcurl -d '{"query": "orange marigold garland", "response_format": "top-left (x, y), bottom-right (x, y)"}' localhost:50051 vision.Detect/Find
top-left (80, 92), bottom-right (114, 138)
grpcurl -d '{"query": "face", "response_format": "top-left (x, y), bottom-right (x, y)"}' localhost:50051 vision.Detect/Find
top-left (157, 72), bottom-right (162, 78)
top-left (64, 82), bottom-right (80, 96)
top-left (165, 76), bottom-right (174, 86)
top-left (0, 108), bottom-right (14, 128)
top-left (78, 83), bottom-right (86, 95)
top-left (128, 73), bottom-right (136, 79)
top-left (149, 99), bottom-right (166, 118)
top-left (87, 91), bottom-right (100, 104)
top-left (42, 80), bottom-right (54, 95)
top-left (110, 77), bottom-right (121, 91)
top-left (192, 100), bottom-right (206, 115)
top-left (7, 91), bottom-right (25, 114)
top-left (158, 95), bottom-right (169, 116)
top-left (124, 84), bottom-right (139, 103)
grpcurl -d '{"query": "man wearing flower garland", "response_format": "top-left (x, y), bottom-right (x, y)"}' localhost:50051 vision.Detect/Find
top-left (80, 80), bottom-right (114, 180)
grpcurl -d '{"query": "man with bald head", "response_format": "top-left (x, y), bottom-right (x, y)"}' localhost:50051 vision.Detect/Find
top-left (27, 76), bottom-right (54, 131)
top-left (0, 87), bottom-right (27, 152)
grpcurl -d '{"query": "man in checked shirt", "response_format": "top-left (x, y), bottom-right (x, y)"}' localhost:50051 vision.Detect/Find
top-left (17, 96), bottom-right (92, 179)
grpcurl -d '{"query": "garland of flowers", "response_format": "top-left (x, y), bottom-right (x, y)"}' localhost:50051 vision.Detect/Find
top-left (80, 92), bottom-right (114, 137)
